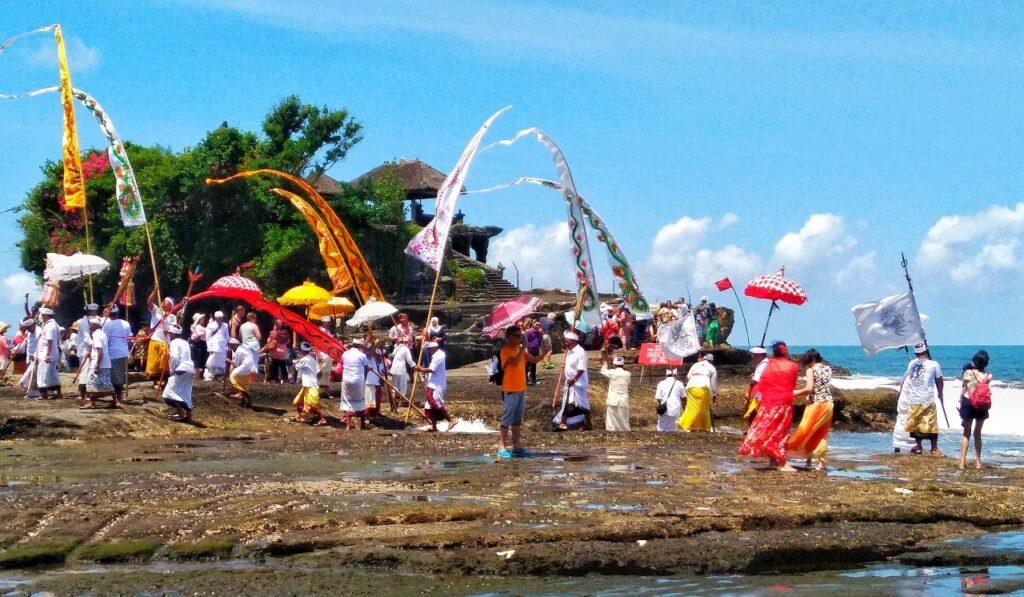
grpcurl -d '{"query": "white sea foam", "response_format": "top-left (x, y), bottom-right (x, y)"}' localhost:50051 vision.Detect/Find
top-left (417, 417), bottom-right (495, 434)
top-left (834, 375), bottom-right (1024, 439)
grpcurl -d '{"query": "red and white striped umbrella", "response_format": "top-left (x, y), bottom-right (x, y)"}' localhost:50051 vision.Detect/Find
top-left (743, 267), bottom-right (807, 346)
top-left (744, 267), bottom-right (807, 306)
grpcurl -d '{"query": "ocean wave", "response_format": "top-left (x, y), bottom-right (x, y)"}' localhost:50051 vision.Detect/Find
top-left (831, 375), bottom-right (900, 390)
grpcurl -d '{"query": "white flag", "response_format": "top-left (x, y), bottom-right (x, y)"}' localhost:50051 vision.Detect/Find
top-left (404, 106), bottom-right (510, 271)
top-left (657, 312), bottom-right (700, 360)
top-left (851, 291), bottom-right (925, 356)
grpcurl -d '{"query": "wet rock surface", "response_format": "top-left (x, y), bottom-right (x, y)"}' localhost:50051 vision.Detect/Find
top-left (0, 361), bottom-right (1016, 594)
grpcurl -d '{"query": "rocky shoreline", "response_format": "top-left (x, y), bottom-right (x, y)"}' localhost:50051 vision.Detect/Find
top-left (1, 358), bottom-right (1019, 594)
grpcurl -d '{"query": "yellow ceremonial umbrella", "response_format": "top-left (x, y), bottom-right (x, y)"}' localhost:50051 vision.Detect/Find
top-left (277, 280), bottom-right (332, 307)
top-left (308, 296), bottom-right (355, 320)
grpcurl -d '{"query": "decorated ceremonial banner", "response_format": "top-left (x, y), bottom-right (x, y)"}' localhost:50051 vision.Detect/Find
top-left (54, 26), bottom-right (85, 212)
top-left (0, 87), bottom-right (147, 225)
top-left (657, 312), bottom-right (700, 360)
top-left (637, 343), bottom-right (683, 367)
top-left (271, 188), bottom-right (352, 293)
top-left (207, 170), bottom-right (383, 303)
top-left (467, 175), bottom-right (651, 321)
top-left (405, 106), bottom-right (511, 272)
top-left (0, 25), bottom-right (85, 211)
top-left (851, 291), bottom-right (925, 356)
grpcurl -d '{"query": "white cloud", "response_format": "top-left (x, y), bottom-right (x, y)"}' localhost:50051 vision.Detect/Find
top-left (716, 213), bottom-right (739, 230)
top-left (29, 36), bottom-right (101, 72)
top-left (690, 245), bottom-right (763, 288)
top-left (1, 272), bottom-right (42, 306)
top-left (772, 213), bottom-right (856, 268)
top-left (647, 216), bottom-right (712, 273)
top-left (834, 251), bottom-right (877, 286)
top-left (917, 203), bottom-right (1024, 286)
top-left (489, 221), bottom-right (574, 290)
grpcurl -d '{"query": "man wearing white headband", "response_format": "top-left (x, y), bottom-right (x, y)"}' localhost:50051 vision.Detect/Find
top-left (680, 352), bottom-right (717, 431)
top-left (36, 307), bottom-right (62, 400)
top-left (655, 369), bottom-right (684, 432)
top-left (554, 331), bottom-right (592, 430)
top-left (204, 310), bottom-right (229, 381)
top-left (599, 348), bottom-right (632, 431)
top-left (103, 304), bottom-right (132, 405)
top-left (416, 340), bottom-right (455, 432)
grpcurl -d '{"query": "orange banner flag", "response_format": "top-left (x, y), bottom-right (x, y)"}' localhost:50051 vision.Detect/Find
top-left (206, 169), bottom-right (384, 303)
top-left (54, 25), bottom-right (85, 212)
top-left (269, 188), bottom-right (353, 293)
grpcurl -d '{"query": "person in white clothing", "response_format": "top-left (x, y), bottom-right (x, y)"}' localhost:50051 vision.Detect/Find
top-left (340, 340), bottom-right (371, 430)
top-left (103, 305), bottom-right (132, 404)
top-left (416, 341), bottom-right (454, 431)
top-left (74, 303), bottom-right (98, 371)
top-left (204, 311), bottom-right (230, 380)
top-left (599, 349), bottom-right (632, 431)
top-left (238, 312), bottom-right (262, 369)
top-left (163, 324), bottom-right (195, 422)
top-left (227, 337), bottom-right (256, 407)
top-left (36, 307), bottom-right (63, 400)
top-left (364, 348), bottom-right (387, 416)
top-left (897, 342), bottom-right (945, 455)
top-left (655, 369), bottom-right (684, 432)
top-left (390, 342), bottom-right (415, 397)
top-left (292, 342), bottom-right (325, 425)
top-left (680, 352), bottom-right (717, 431)
top-left (83, 317), bottom-right (116, 409)
top-left (17, 318), bottom-right (40, 398)
top-left (554, 332), bottom-right (591, 431)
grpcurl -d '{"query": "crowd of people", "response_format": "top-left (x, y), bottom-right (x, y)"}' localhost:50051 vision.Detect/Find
top-left (0, 289), bottom-right (994, 470)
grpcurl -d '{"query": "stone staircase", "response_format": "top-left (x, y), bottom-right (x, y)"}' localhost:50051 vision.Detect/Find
top-left (451, 252), bottom-right (522, 303)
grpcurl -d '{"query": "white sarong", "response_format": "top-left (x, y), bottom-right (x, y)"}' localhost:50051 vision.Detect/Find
top-left (163, 371), bottom-right (194, 410)
top-left (341, 380), bottom-right (366, 413)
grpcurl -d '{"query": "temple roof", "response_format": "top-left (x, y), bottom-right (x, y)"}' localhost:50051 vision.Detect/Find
top-left (349, 159), bottom-right (465, 200)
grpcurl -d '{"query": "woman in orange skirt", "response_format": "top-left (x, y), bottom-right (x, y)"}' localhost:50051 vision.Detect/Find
top-left (787, 349), bottom-right (834, 470)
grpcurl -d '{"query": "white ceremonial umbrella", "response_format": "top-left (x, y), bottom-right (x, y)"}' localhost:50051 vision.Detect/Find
top-left (345, 298), bottom-right (398, 327)
top-left (44, 252), bottom-right (111, 282)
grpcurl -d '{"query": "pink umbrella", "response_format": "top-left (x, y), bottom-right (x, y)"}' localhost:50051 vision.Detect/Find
top-left (482, 295), bottom-right (542, 338)
top-left (744, 266), bottom-right (807, 346)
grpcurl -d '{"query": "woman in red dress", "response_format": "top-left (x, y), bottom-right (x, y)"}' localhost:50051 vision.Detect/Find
top-left (738, 341), bottom-right (800, 471)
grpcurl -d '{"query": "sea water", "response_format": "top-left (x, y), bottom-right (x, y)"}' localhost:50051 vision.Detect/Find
top-left (790, 345), bottom-right (1024, 439)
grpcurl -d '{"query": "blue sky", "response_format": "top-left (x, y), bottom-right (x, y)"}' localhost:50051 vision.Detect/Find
top-left (1, 1), bottom-right (1023, 346)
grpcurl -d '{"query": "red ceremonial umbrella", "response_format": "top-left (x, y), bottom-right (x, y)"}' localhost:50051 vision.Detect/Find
top-left (744, 266), bottom-right (807, 346)
top-left (482, 295), bottom-right (542, 338)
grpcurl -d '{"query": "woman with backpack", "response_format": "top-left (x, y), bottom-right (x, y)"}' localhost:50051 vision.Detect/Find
top-left (959, 350), bottom-right (992, 470)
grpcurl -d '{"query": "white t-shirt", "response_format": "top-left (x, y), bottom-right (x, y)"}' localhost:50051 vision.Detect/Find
top-left (656, 376), bottom-right (685, 418)
top-left (75, 315), bottom-right (92, 353)
top-left (90, 328), bottom-right (111, 369)
top-left (901, 358), bottom-right (943, 405)
top-left (426, 349), bottom-right (447, 391)
top-left (239, 321), bottom-right (261, 352)
top-left (206, 321), bottom-right (229, 354)
top-left (295, 353), bottom-right (318, 388)
top-left (38, 319), bottom-right (60, 361)
top-left (752, 359), bottom-right (768, 383)
top-left (687, 360), bottom-right (718, 396)
top-left (341, 347), bottom-right (369, 382)
top-left (232, 347), bottom-right (256, 376)
top-left (563, 345), bottom-right (589, 388)
top-left (103, 319), bottom-right (132, 360)
top-left (390, 344), bottom-right (414, 376)
top-left (600, 364), bottom-right (631, 407)
top-left (150, 307), bottom-right (167, 343)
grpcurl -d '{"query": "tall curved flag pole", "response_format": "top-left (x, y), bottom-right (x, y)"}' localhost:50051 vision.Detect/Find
top-left (205, 169), bottom-right (383, 305)
top-left (403, 106), bottom-right (511, 424)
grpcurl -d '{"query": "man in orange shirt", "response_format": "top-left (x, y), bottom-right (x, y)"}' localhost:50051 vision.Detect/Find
top-left (498, 324), bottom-right (550, 458)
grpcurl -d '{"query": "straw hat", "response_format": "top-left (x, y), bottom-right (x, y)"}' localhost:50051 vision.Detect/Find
top-left (0, 322), bottom-right (9, 334)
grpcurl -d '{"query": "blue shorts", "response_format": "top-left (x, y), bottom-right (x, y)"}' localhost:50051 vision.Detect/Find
top-left (501, 391), bottom-right (526, 428)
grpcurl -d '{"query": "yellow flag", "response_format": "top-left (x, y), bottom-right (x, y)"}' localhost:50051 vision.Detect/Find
top-left (207, 169), bottom-right (385, 303)
top-left (55, 25), bottom-right (85, 211)
top-left (270, 188), bottom-right (353, 293)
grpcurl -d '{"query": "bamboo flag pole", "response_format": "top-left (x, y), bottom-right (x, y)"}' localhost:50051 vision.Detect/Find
top-left (551, 282), bottom-right (589, 409)
top-left (728, 284), bottom-right (752, 347)
top-left (83, 207), bottom-right (94, 303)
top-left (403, 265), bottom-right (443, 424)
top-left (143, 223), bottom-right (161, 302)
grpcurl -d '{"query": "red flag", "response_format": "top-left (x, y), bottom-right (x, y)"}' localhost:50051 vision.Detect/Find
top-left (715, 277), bottom-right (733, 291)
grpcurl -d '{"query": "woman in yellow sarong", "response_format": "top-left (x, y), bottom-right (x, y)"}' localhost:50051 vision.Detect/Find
top-left (787, 349), bottom-right (834, 470)
top-left (678, 353), bottom-right (717, 431)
